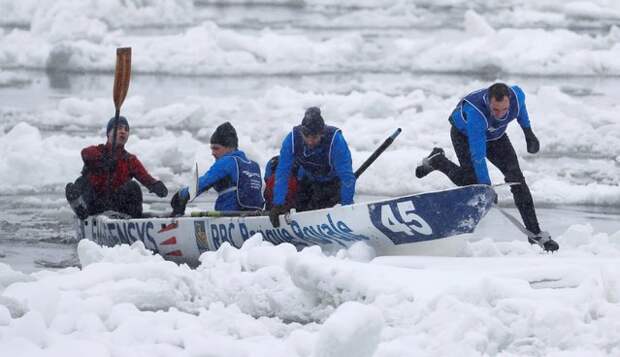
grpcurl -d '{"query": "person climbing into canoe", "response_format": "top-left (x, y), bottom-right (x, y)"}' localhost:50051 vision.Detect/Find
top-left (414, 82), bottom-right (558, 252)
top-left (170, 122), bottom-right (264, 215)
top-left (269, 107), bottom-right (356, 227)
top-left (65, 116), bottom-right (168, 219)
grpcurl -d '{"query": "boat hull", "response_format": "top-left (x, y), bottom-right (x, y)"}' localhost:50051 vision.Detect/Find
top-left (76, 185), bottom-right (495, 265)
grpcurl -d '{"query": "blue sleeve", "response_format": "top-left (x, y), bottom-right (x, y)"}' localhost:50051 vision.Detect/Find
top-left (512, 86), bottom-right (531, 129)
top-left (273, 134), bottom-right (294, 206)
top-left (180, 187), bottom-right (189, 200)
top-left (463, 104), bottom-right (491, 185)
top-left (331, 131), bottom-right (356, 205)
top-left (196, 157), bottom-right (236, 196)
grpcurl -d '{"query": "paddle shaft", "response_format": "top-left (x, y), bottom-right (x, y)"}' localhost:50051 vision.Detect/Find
top-left (190, 210), bottom-right (267, 218)
top-left (354, 128), bottom-right (402, 178)
top-left (106, 48), bottom-right (132, 201)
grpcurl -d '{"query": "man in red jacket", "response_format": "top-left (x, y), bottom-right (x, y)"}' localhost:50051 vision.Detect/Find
top-left (65, 116), bottom-right (168, 219)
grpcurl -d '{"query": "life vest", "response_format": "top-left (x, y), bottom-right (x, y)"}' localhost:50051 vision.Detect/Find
top-left (454, 86), bottom-right (521, 141)
top-left (291, 125), bottom-right (339, 178)
top-left (214, 155), bottom-right (265, 210)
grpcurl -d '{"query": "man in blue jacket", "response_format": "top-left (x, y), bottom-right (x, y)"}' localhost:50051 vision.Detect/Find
top-left (269, 107), bottom-right (356, 227)
top-left (170, 122), bottom-right (264, 215)
top-left (415, 83), bottom-right (559, 252)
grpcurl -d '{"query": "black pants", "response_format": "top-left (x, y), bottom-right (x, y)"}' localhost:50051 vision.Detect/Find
top-left (66, 176), bottom-right (143, 218)
top-left (295, 177), bottom-right (340, 212)
top-left (432, 126), bottom-right (541, 234)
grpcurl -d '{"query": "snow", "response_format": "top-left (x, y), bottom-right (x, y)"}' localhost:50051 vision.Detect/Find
top-left (2, 82), bottom-right (619, 205)
top-left (3, 2), bottom-right (620, 75)
top-left (0, 231), bottom-right (619, 356)
top-left (315, 302), bottom-right (383, 357)
top-left (0, 0), bottom-right (194, 29)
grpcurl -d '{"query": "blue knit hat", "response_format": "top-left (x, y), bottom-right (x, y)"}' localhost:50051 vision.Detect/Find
top-left (106, 116), bottom-right (129, 134)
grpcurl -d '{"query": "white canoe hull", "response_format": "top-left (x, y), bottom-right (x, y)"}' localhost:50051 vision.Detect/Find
top-left (76, 185), bottom-right (495, 265)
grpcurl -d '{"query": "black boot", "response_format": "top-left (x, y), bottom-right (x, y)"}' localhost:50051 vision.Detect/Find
top-left (528, 231), bottom-right (559, 252)
top-left (415, 147), bottom-right (445, 178)
top-left (65, 182), bottom-right (89, 220)
top-left (111, 180), bottom-right (143, 218)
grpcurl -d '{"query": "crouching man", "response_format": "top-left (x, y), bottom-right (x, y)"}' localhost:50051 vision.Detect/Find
top-left (269, 107), bottom-right (356, 227)
top-left (65, 116), bottom-right (168, 219)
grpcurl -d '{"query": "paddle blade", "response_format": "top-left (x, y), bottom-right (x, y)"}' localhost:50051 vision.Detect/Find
top-left (113, 47), bottom-right (132, 111)
top-left (188, 162), bottom-right (199, 202)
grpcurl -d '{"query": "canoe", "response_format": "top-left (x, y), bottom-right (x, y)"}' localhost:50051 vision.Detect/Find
top-left (75, 185), bottom-right (495, 265)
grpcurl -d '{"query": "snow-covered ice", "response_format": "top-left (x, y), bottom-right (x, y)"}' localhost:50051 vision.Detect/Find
top-left (1, 232), bottom-right (619, 356)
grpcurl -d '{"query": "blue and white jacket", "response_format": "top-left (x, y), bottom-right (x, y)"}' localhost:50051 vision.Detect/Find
top-left (181, 150), bottom-right (264, 211)
top-left (450, 85), bottom-right (532, 185)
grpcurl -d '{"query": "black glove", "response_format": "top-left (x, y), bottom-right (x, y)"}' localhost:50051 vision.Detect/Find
top-left (523, 127), bottom-right (539, 154)
top-left (269, 204), bottom-right (288, 228)
top-left (170, 191), bottom-right (188, 216)
top-left (149, 181), bottom-right (168, 198)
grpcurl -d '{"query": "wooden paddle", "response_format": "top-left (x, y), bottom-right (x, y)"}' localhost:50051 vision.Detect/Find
top-left (112, 47), bottom-right (132, 117)
top-left (106, 47), bottom-right (132, 199)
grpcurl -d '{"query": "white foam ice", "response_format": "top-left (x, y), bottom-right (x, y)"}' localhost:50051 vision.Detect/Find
top-left (0, 226), bottom-right (619, 356)
top-left (1, 82), bottom-right (618, 206)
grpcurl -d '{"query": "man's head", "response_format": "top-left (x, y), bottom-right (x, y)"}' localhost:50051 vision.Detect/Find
top-left (210, 122), bottom-right (238, 159)
top-left (300, 107), bottom-right (325, 148)
top-left (488, 83), bottom-right (511, 119)
top-left (106, 116), bottom-right (130, 146)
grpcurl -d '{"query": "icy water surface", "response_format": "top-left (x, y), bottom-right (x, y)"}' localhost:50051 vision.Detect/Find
top-left (0, 191), bottom-right (618, 273)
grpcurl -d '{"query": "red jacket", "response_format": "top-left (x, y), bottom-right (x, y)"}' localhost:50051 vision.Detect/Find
top-left (81, 143), bottom-right (157, 195)
top-left (264, 175), bottom-right (297, 210)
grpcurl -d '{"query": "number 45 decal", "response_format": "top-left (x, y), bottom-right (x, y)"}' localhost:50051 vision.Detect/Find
top-left (380, 200), bottom-right (432, 236)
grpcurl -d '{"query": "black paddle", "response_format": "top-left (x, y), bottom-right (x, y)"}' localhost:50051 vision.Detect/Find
top-left (354, 128), bottom-right (401, 178)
